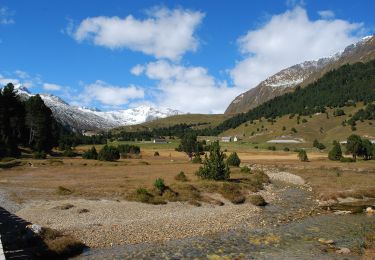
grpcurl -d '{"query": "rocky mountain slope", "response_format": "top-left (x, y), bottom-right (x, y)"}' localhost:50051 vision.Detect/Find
top-left (13, 85), bottom-right (181, 132)
top-left (225, 35), bottom-right (375, 114)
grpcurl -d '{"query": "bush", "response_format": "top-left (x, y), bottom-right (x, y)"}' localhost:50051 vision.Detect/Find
top-left (283, 147), bottom-right (290, 152)
top-left (220, 183), bottom-right (245, 204)
top-left (82, 146), bottom-right (98, 160)
top-left (117, 144), bottom-right (140, 154)
top-left (298, 150), bottom-right (308, 162)
top-left (268, 146), bottom-right (276, 151)
top-left (154, 151), bottom-right (160, 156)
top-left (33, 151), bottom-right (47, 159)
top-left (154, 178), bottom-right (166, 194)
top-left (240, 165), bottom-right (251, 173)
top-left (98, 145), bottom-right (120, 161)
top-left (249, 195), bottom-right (267, 206)
top-left (196, 141), bottom-right (230, 180)
top-left (302, 118), bottom-right (308, 123)
top-left (175, 171), bottom-right (188, 182)
top-left (313, 139), bottom-right (326, 150)
top-left (131, 188), bottom-right (166, 205)
top-left (328, 141), bottom-right (343, 161)
top-left (192, 154), bottom-right (202, 163)
top-left (227, 152), bottom-right (241, 167)
top-left (63, 147), bottom-right (76, 157)
top-left (340, 157), bottom-right (355, 163)
top-left (291, 127), bottom-right (297, 133)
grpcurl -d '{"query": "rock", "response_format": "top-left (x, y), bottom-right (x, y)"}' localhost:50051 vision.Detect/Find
top-left (27, 223), bottom-right (42, 234)
top-left (366, 207), bottom-right (375, 214)
top-left (333, 210), bottom-right (352, 215)
top-left (336, 247), bottom-right (350, 254)
top-left (318, 238), bottom-right (335, 245)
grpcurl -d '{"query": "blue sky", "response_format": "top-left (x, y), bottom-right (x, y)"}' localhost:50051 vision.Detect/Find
top-left (0, 0), bottom-right (374, 113)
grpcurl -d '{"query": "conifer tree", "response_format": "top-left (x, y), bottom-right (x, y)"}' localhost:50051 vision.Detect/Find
top-left (328, 140), bottom-right (343, 161)
top-left (197, 141), bottom-right (230, 180)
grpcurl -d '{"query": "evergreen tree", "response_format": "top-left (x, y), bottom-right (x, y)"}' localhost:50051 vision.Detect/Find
top-left (178, 132), bottom-right (203, 159)
top-left (197, 141), bottom-right (230, 180)
top-left (360, 139), bottom-right (373, 160)
top-left (346, 134), bottom-right (362, 161)
top-left (25, 95), bottom-right (55, 153)
top-left (0, 83), bottom-right (25, 157)
top-left (227, 152), bottom-right (241, 167)
top-left (328, 140), bottom-right (343, 161)
top-left (298, 149), bottom-right (308, 162)
top-left (98, 145), bottom-right (120, 161)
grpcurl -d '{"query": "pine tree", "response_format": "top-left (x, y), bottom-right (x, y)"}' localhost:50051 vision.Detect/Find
top-left (328, 140), bottom-right (343, 161)
top-left (25, 95), bottom-right (55, 152)
top-left (298, 149), bottom-right (309, 162)
top-left (197, 141), bottom-right (230, 180)
top-left (346, 134), bottom-right (362, 161)
top-left (0, 83), bottom-right (25, 157)
top-left (227, 152), bottom-right (241, 167)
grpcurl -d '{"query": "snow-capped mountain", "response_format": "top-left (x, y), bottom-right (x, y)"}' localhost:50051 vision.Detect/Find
top-left (12, 85), bottom-right (182, 132)
top-left (225, 35), bottom-right (375, 114)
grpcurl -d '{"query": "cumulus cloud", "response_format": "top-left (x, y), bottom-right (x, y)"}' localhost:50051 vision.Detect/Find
top-left (318, 10), bottom-right (335, 19)
top-left (43, 83), bottom-right (62, 91)
top-left (0, 74), bottom-right (19, 86)
top-left (135, 60), bottom-right (241, 113)
top-left (130, 64), bottom-right (145, 76)
top-left (78, 80), bottom-right (144, 106)
top-left (230, 6), bottom-right (363, 90)
top-left (0, 6), bottom-right (14, 25)
top-left (71, 7), bottom-right (204, 60)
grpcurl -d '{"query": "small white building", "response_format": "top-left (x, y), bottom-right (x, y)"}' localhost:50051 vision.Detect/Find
top-left (153, 139), bottom-right (168, 144)
top-left (221, 136), bottom-right (232, 142)
top-left (233, 136), bottom-right (241, 142)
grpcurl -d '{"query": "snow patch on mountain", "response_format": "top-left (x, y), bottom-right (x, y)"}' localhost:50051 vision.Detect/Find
top-left (11, 84), bottom-right (182, 131)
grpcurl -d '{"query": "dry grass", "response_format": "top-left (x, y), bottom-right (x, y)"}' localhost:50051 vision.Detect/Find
top-left (40, 227), bottom-right (86, 257)
top-left (248, 195), bottom-right (267, 206)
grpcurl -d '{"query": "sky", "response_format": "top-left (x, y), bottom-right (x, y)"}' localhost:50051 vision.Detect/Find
top-left (0, 0), bottom-right (374, 113)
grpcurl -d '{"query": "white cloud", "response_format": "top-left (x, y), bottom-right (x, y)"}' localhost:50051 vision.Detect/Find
top-left (43, 83), bottom-right (62, 91)
top-left (130, 64), bottom-right (145, 76)
top-left (78, 80), bottom-right (144, 106)
top-left (318, 10), bottom-right (335, 19)
top-left (72, 7), bottom-right (204, 60)
top-left (14, 70), bottom-right (30, 79)
top-left (0, 6), bottom-right (14, 25)
top-left (137, 60), bottom-right (242, 113)
top-left (230, 6), bottom-right (363, 90)
top-left (0, 74), bottom-right (19, 86)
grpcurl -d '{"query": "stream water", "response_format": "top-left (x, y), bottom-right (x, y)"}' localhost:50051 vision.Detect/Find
top-left (75, 184), bottom-right (375, 259)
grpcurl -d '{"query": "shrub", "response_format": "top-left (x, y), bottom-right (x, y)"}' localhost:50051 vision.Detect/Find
top-left (302, 118), bottom-right (308, 123)
top-left (82, 146), bottom-right (98, 160)
top-left (240, 165), bottom-right (251, 173)
top-left (333, 109), bottom-right (345, 117)
top-left (328, 141), bottom-right (343, 161)
top-left (268, 146), bottom-right (276, 151)
top-left (192, 154), bottom-right (202, 163)
top-left (117, 144), bottom-right (140, 154)
top-left (63, 147), bottom-right (76, 157)
top-left (249, 195), bottom-right (267, 206)
top-left (220, 183), bottom-right (245, 204)
top-left (154, 178), bottom-right (166, 194)
top-left (291, 127), bottom-right (297, 133)
top-left (175, 171), bottom-right (188, 182)
top-left (313, 139), bottom-right (326, 150)
top-left (196, 141), bottom-right (230, 180)
top-left (227, 152), bottom-right (241, 167)
top-left (340, 157), bottom-right (355, 163)
top-left (154, 151), bottom-right (160, 156)
top-left (98, 145), bottom-right (120, 161)
top-left (298, 150), bottom-right (308, 162)
top-left (283, 147), bottom-right (290, 152)
top-left (56, 186), bottom-right (73, 195)
top-left (33, 151), bottom-right (47, 159)
top-left (131, 188), bottom-right (166, 205)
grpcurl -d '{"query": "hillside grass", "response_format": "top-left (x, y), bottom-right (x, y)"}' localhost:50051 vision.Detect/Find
top-left (221, 103), bottom-right (375, 149)
top-left (113, 114), bottom-right (229, 133)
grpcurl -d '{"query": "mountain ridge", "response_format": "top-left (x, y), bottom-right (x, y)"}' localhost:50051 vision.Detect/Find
top-left (12, 84), bottom-right (182, 132)
top-left (225, 35), bottom-right (375, 114)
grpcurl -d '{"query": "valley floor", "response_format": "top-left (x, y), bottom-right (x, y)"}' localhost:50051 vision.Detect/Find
top-left (0, 148), bottom-right (374, 258)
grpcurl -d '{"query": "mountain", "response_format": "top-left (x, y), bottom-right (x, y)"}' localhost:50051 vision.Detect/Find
top-left (12, 85), bottom-right (182, 132)
top-left (225, 35), bottom-right (375, 114)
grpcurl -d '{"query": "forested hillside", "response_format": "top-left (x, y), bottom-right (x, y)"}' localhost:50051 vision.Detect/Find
top-left (205, 60), bottom-right (375, 136)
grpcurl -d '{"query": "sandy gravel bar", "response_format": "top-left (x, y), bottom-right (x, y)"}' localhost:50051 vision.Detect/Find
top-left (16, 196), bottom-right (270, 248)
